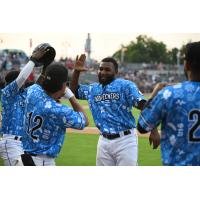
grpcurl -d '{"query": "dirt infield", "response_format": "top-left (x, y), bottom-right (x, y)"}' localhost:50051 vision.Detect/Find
top-left (66, 127), bottom-right (150, 137)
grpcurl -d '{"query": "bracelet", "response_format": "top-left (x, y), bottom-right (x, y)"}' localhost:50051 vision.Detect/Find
top-left (65, 88), bottom-right (74, 99)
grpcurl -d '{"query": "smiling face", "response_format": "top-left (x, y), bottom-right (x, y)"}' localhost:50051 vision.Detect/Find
top-left (98, 62), bottom-right (117, 86)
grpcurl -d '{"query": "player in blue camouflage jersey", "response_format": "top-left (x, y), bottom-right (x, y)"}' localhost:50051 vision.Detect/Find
top-left (21, 63), bottom-right (89, 166)
top-left (0, 47), bottom-right (48, 166)
top-left (0, 79), bottom-right (5, 137)
top-left (137, 41), bottom-right (200, 166)
top-left (70, 55), bottom-right (160, 166)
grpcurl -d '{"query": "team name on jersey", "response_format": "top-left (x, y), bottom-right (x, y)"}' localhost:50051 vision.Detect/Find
top-left (94, 93), bottom-right (120, 102)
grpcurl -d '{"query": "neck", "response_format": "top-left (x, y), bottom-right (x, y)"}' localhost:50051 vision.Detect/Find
top-left (45, 91), bottom-right (58, 101)
top-left (188, 72), bottom-right (200, 82)
top-left (100, 78), bottom-right (115, 86)
top-left (36, 74), bottom-right (45, 85)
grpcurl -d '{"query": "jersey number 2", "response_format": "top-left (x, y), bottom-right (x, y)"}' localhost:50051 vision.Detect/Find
top-left (27, 112), bottom-right (43, 140)
top-left (189, 110), bottom-right (200, 142)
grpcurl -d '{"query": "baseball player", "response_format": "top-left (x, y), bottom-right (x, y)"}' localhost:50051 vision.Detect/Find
top-left (0, 45), bottom-right (50, 166)
top-left (137, 41), bottom-right (200, 166)
top-left (21, 63), bottom-right (89, 166)
top-left (0, 79), bottom-right (4, 137)
top-left (70, 55), bottom-right (160, 166)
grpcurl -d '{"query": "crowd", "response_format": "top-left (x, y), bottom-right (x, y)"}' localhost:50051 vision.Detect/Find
top-left (75, 62), bottom-right (185, 93)
top-left (0, 50), bottom-right (185, 94)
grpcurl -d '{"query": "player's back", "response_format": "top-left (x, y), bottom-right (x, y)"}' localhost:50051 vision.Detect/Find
top-left (23, 84), bottom-right (86, 157)
top-left (1, 81), bottom-right (26, 136)
top-left (161, 81), bottom-right (200, 165)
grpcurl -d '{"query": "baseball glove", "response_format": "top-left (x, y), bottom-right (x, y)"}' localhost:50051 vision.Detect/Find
top-left (32, 43), bottom-right (56, 69)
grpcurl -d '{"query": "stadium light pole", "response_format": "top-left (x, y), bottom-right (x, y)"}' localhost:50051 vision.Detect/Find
top-left (176, 50), bottom-right (181, 69)
top-left (61, 41), bottom-right (70, 59)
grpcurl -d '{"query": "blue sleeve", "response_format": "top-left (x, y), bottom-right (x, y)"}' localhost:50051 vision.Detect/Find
top-left (138, 89), bottom-right (167, 132)
top-left (77, 84), bottom-right (90, 100)
top-left (2, 81), bottom-right (20, 100)
top-left (55, 105), bottom-right (87, 130)
top-left (125, 81), bottom-right (145, 108)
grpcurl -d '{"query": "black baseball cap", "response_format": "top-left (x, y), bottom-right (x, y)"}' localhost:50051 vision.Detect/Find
top-left (43, 63), bottom-right (68, 93)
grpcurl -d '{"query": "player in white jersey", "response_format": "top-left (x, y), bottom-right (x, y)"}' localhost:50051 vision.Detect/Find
top-left (21, 63), bottom-right (89, 166)
top-left (70, 55), bottom-right (160, 166)
top-left (0, 46), bottom-right (50, 166)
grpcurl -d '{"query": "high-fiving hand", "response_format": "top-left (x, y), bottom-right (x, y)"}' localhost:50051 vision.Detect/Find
top-left (74, 54), bottom-right (88, 72)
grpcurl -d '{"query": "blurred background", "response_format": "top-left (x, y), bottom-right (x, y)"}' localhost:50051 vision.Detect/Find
top-left (1, 32), bottom-right (200, 94)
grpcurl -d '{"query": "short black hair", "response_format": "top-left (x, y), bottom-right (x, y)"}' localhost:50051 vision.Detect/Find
top-left (42, 63), bottom-right (68, 93)
top-left (5, 70), bottom-right (20, 85)
top-left (0, 79), bottom-right (5, 89)
top-left (101, 57), bottom-right (118, 72)
top-left (185, 42), bottom-right (200, 73)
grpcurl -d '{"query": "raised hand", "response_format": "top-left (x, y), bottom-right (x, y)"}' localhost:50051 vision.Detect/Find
top-left (74, 54), bottom-right (88, 72)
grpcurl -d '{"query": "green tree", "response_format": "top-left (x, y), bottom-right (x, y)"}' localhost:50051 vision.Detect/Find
top-left (167, 47), bottom-right (179, 64)
top-left (113, 35), bottom-right (170, 64)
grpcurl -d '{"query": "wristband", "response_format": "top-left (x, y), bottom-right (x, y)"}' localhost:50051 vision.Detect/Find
top-left (30, 56), bottom-right (37, 64)
top-left (65, 88), bottom-right (74, 99)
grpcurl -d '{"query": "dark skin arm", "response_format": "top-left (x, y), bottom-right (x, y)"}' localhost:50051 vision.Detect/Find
top-left (136, 99), bottom-right (160, 149)
top-left (70, 54), bottom-right (87, 96)
top-left (137, 83), bottom-right (172, 149)
top-left (69, 95), bottom-right (89, 126)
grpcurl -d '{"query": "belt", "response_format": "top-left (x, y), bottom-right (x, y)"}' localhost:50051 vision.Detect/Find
top-left (24, 151), bottom-right (37, 157)
top-left (14, 136), bottom-right (22, 141)
top-left (102, 129), bottom-right (131, 140)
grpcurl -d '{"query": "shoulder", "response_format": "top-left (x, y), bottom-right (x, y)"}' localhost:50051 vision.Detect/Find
top-left (161, 83), bottom-right (183, 94)
top-left (45, 100), bottom-right (73, 116)
top-left (155, 83), bottom-right (184, 101)
top-left (79, 82), bottom-right (98, 89)
top-left (115, 78), bottom-right (137, 87)
top-left (28, 83), bottom-right (41, 91)
top-left (2, 80), bottom-right (17, 92)
top-left (80, 82), bottom-right (100, 92)
top-left (27, 84), bottom-right (42, 94)
top-left (89, 82), bottom-right (99, 88)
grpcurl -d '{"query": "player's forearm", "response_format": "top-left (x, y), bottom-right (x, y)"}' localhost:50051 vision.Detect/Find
top-left (137, 122), bottom-right (148, 134)
top-left (64, 88), bottom-right (89, 126)
top-left (137, 99), bottom-right (147, 110)
top-left (69, 97), bottom-right (89, 126)
top-left (16, 61), bottom-right (35, 88)
top-left (70, 70), bottom-right (80, 94)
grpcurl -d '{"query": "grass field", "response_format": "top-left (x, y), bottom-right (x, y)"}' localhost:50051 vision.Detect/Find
top-left (0, 98), bottom-right (162, 166)
top-left (0, 133), bottom-right (162, 166)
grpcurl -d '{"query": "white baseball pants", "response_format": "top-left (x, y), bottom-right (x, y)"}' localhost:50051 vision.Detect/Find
top-left (0, 134), bottom-right (24, 166)
top-left (96, 129), bottom-right (138, 166)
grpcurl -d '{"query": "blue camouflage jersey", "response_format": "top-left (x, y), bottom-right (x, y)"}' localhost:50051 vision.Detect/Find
top-left (138, 81), bottom-right (200, 166)
top-left (1, 81), bottom-right (26, 136)
top-left (0, 89), bottom-right (2, 135)
top-left (77, 78), bottom-right (144, 134)
top-left (23, 84), bottom-right (87, 158)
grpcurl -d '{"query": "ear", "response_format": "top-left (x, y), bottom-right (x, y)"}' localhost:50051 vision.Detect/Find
top-left (184, 61), bottom-right (190, 71)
